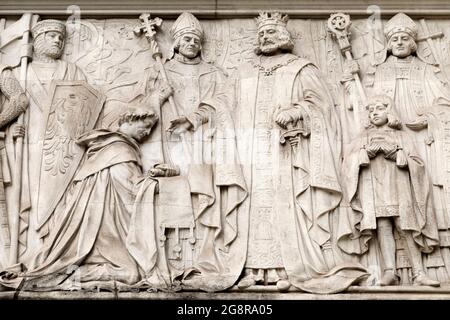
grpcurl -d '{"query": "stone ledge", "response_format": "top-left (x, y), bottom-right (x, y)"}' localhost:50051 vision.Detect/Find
top-left (2, 0), bottom-right (450, 17)
top-left (1, 286), bottom-right (450, 300)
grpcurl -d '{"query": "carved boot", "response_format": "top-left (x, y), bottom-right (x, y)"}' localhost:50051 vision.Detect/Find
top-left (413, 271), bottom-right (440, 287)
top-left (377, 219), bottom-right (398, 286)
top-left (321, 241), bottom-right (336, 270)
top-left (237, 275), bottom-right (256, 289)
top-left (276, 279), bottom-right (291, 292)
top-left (379, 269), bottom-right (399, 286)
top-left (403, 232), bottom-right (440, 287)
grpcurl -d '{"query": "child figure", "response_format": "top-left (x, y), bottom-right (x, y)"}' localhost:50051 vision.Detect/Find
top-left (340, 94), bottom-right (440, 287)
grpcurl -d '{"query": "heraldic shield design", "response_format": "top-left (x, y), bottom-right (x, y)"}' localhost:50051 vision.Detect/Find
top-left (36, 80), bottom-right (105, 231)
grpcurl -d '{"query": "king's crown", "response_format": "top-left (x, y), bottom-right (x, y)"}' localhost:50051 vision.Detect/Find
top-left (255, 12), bottom-right (289, 29)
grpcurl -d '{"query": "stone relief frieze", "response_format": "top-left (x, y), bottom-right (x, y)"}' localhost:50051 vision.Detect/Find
top-left (0, 8), bottom-right (448, 296)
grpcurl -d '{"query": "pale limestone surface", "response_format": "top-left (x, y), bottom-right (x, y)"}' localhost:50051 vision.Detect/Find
top-left (0, 7), bottom-right (449, 299)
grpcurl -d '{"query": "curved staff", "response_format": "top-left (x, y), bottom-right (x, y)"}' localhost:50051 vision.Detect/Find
top-left (328, 13), bottom-right (368, 130)
top-left (134, 13), bottom-right (192, 160)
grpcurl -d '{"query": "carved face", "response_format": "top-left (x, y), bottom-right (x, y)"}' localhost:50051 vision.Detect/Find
top-left (258, 25), bottom-right (282, 54)
top-left (120, 117), bottom-right (154, 142)
top-left (178, 33), bottom-right (201, 59)
top-left (388, 32), bottom-right (416, 58)
top-left (34, 31), bottom-right (65, 59)
top-left (368, 102), bottom-right (389, 127)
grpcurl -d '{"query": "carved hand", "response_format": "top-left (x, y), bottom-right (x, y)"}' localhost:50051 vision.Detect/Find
top-left (167, 116), bottom-right (194, 134)
top-left (148, 163), bottom-right (180, 177)
top-left (382, 143), bottom-right (398, 161)
top-left (365, 144), bottom-right (380, 159)
top-left (405, 116), bottom-right (428, 131)
top-left (12, 123), bottom-right (25, 139)
top-left (289, 136), bottom-right (301, 147)
top-left (344, 60), bottom-right (360, 75)
top-left (10, 93), bottom-right (29, 113)
top-left (275, 107), bottom-right (302, 129)
top-left (159, 83), bottom-right (174, 103)
top-left (150, 41), bottom-right (160, 57)
top-left (0, 270), bottom-right (18, 280)
top-left (341, 60), bottom-right (360, 85)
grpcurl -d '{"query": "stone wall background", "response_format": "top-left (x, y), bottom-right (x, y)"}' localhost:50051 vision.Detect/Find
top-left (2, 12), bottom-right (450, 180)
top-left (1, 3), bottom-right (450, 290)
top-left (44, 16), bottom-right (450, 131)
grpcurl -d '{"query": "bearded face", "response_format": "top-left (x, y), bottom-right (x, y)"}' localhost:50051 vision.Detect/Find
top-left (258, 25), bottom-right (282, 54)
top-left (256, 25), bottom-right (294, 55)
top-left (34, 31), bottom-right (65, 59)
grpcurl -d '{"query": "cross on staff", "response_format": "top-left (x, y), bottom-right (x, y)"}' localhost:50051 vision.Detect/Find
top-left (134, 13), bottom-right (193, 160)
top-left (417, 19), bottom-right (449, 80)
top-left (134, 13), bottom-right (163, 59)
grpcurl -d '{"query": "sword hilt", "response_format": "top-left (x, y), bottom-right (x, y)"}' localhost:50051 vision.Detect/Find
top-left (279, 120), bottom-right (310, 145)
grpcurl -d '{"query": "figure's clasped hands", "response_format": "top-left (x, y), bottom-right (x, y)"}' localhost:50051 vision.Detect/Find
top-left (364, 143), bottom-right (380, 159)
top-left (378, 136), bottom-right (398, 160)
top-left (381, 143), bottom-right (398, 160)
top-left (365, 135), bottom-right (398, 161)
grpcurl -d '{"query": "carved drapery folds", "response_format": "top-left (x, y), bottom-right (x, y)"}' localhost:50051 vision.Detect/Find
top-left (0, 9), bottom-right (448, 294)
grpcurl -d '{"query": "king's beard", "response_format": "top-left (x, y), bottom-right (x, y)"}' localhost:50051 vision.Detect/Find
top-left (260, 41), bottom-right (280, 54)
top-left (257, 36), bottom-right (293, 56)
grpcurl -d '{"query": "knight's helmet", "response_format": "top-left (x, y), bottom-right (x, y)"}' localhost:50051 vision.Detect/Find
top-left (31, 19), bottom-right (66, 40)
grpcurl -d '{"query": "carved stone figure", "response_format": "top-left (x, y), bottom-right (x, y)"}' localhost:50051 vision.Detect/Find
top-left (2, 8), bottom-right (450, 298)
top-left (0, 107), bottom-right (184, 291)
top-left (356, 13), bottom-right (450, 282)
top-left (0, 66), bottom-right (29, 268)
top-left (133, 12), bottom-right (247, 291)
top-left (340, 94), bottom-right (440, 286)
top-left (5, 20), bottom-right (87, 262)
top-left (197, 12), bottom-right (367, 293)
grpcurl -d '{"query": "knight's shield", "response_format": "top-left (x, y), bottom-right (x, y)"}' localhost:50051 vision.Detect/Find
top-left (36, 80), bottom-right (105, 230)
